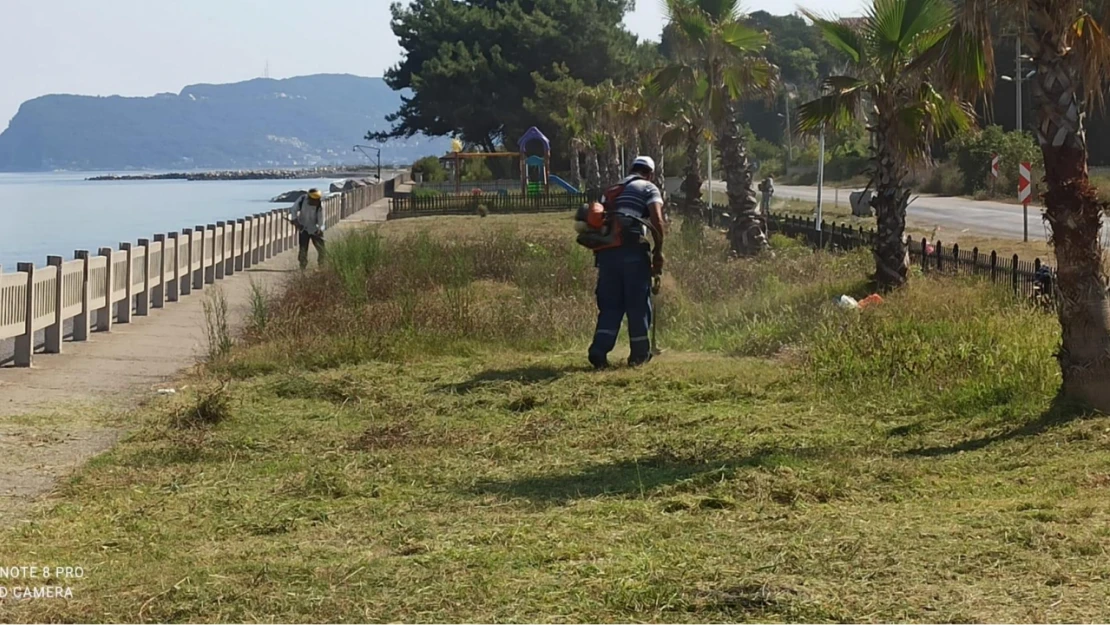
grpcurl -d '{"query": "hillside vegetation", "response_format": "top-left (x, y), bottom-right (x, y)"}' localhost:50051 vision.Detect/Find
top-left (0, 74), bottom-right (449, 171)
top-left (3, 213), bottom-right (1105, 623)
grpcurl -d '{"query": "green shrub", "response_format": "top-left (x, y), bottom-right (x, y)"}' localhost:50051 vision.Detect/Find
top-left (948, 126), bottom-right (1042, 197)
top-left (919, 161), bottom-right (965, 196)
top-left (412, 155), bottom-right (448, 182)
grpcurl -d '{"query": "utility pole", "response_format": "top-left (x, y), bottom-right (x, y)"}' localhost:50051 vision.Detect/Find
top-left (816, 126), bottom-right (825, 247)
top-left (707, 142), bottom-right (713, 211)
top-left (784, 95), bottom-right (792, 169)
top-left (1015, 37), bottom-right (1023, 131)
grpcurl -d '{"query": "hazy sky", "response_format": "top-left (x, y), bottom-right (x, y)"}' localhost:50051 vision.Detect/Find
top-left (0, 0), bottom-right (865, 131)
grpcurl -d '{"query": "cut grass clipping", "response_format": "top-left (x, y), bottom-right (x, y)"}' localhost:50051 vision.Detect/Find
top-left (1, 213), bottom-right (1100, 624)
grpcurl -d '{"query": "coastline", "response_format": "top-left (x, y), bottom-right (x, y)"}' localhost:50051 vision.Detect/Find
top-left (86, 167), bottom-right (380, 182)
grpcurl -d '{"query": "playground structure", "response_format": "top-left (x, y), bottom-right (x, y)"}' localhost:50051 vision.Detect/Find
top-left (437, 127), bottom-right (581, 196)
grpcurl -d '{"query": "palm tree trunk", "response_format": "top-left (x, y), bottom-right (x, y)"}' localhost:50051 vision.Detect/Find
top-left (585, 145), bottom-right (602, 197)
top-left (871, 116), bottom-right (912, 291)
top-left (680, 124), bottom-right (703, 220)
top-left (647, 127), bottom-right (666, 201)
top-left (569, 139), bottom-right (584, 191)
top-left (718, 101), bottom-right (769, 256)
top-left (606, 134), bottom-right (621, 185)
top-left (1027, 15), bottom-right (1110, 411)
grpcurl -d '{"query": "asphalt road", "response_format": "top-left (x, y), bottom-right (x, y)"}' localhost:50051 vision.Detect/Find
top-left (694, 179), bottom-right (1057, 241)
top-left (772, 184), bottom-right (1052, 241)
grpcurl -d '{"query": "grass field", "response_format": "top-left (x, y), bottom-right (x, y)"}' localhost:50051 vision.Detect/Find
top-left (3, 213), bottom-right (1107, 623)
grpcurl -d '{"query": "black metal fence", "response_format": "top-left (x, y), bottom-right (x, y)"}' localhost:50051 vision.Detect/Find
top-left (390, 192), bottom-right (587, 219)
top-left (762, 209), bottom-right (1056, 304)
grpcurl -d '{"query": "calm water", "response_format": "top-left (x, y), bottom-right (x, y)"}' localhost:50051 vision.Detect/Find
top-left (0, 172), bottom-right (381, 269)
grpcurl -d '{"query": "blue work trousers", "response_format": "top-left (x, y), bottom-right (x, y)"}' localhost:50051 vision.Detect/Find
top-left (588, 246), bottom-right (653, 363)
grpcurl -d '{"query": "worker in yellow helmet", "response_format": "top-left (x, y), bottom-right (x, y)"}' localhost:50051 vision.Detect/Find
top-left (288, 188), bottom-right (327, 270)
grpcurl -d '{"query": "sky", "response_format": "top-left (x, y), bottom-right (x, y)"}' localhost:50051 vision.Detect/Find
top-left (0, 0), bottom-right (866, 131)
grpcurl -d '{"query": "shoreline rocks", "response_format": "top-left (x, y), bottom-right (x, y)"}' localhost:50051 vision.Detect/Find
top-left (87, 167), bottom-right (377, 182)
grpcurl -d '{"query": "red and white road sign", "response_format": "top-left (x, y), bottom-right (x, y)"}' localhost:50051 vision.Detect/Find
top-left (1018, 162), bottom-right (1032, 205)
top-left (991, 153), bottom-right (1000, 179)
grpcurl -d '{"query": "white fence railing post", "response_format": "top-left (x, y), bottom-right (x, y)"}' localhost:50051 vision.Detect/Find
top-left (166, 233), bottom-right (180, 302)
top-left (224, 221), bottom-right (236, 276)
top-left (45, 256), bottom-right (64, 354)
top-left (235, 219), bottom-right (246, 271)
top-left (74, 251), bottom-right (92, 341)
top-left (152, 235), bottom-right (167, 309)
top-left (193, 225), bottom-right (206, 291)
top-left (214, 222), bottom-right (226, 280)
top-left (97, 248), bottom-right (114, 332)
top-left (135, 239), bottom-right (151, 317)
top-left (205, 225), bottom-right (217, 284)
top-left (118, 242), bottom-right (133, 324)
top-left (14, 263), bottom-right (34, 367)
top-left (243, 218), bottom-right (254, 269)
top-left (180, 229), bottom-right (194, 297)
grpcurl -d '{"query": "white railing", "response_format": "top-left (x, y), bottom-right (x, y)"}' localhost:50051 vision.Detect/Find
top-left (0, 174), bottom-right (408, 367)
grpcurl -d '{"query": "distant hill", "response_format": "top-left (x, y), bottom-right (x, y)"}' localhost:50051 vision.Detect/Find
top-left (0, 74), bottom-right (451, 172)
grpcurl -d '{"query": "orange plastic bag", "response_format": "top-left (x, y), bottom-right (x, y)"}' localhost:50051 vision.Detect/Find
top-left (858, 294), bottom-right (884, 308)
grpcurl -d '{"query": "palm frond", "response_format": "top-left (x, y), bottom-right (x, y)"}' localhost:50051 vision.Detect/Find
top-left (723, 59), bottom-right (777, 100)
top-left (917, 0), bottom-right (996, 99)
top-left (796, 87), bottom-right (865, 133)
top-left (696, 0), bottom-right (742, 22)
top-left (651, 64), bottom-right (695, 94)
top-left (1073, 10), bottom-right (1110, 109)
top-left (670, 3), bottom-right (714, 44)
top-left (719, 21), bottom-right (769, 54)
top-left (802, 9), bottom-right (866, 65)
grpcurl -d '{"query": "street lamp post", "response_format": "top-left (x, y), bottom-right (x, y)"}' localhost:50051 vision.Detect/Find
top-left (353, 145), bottom-right (383, 181)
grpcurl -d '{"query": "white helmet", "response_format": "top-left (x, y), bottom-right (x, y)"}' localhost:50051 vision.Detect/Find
top-left (632, 156), bottom-right (655, 172)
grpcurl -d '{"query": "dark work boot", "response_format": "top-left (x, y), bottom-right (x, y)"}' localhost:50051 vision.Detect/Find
top-left (589, 353), bottom-right (610, 370)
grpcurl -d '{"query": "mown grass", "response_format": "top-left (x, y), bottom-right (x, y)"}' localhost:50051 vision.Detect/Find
top-left (2, 213), bottom-right (1103, 623)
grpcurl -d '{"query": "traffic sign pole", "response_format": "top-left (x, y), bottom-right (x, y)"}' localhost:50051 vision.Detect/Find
top-left (1018, 161), bottom-right (1032, 242)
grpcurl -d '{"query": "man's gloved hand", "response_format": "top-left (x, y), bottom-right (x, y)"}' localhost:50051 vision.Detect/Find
top-left (652, 251), bottom-right (665, 275)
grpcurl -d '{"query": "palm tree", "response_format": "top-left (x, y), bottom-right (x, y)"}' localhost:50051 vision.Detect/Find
top-left (933, 0), bottom-right (1110, 410)
top-left (624, 77), bottom-right (678, 203)
top-left (796, 0), bottom-right (974, 289)
top-left (658, 0), bottom-right (778, 256)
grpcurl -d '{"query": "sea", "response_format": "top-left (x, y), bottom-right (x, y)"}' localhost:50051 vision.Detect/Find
top-left (0, 171), bottom-right (390, 270)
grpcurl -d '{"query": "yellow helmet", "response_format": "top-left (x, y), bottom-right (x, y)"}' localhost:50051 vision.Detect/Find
top-left (307, 188), bottom-right (323, 200)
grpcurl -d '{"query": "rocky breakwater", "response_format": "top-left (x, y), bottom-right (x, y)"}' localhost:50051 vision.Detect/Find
top-left (271, 177), bottom-right (380, 203)
top-left (87, 167), bottom-right (373, 182)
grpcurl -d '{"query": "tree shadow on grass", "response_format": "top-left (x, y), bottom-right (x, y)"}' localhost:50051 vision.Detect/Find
top-left (472, 447), bottom-right (822, 506)
top-left (903, 394), bottom-right (1100, 458)
top-left (437, 364), bottom-right (587, 395)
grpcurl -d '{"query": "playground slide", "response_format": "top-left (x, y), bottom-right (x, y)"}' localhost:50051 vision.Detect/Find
top-left (549, 175), bottom-right (581, 194)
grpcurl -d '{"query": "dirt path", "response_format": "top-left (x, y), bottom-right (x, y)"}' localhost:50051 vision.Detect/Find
top-left (0, 198), bottom-right (391, 526)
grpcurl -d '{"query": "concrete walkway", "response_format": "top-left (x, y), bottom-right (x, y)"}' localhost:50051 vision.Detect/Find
top-left (0, 197), bottom-right (390, 524)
